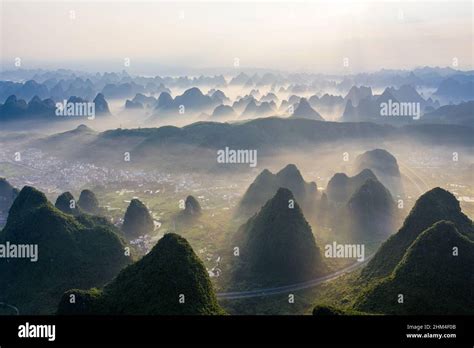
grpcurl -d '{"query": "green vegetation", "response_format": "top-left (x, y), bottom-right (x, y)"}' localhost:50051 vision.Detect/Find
top-left (122, 198), bottom-right (154, 239)
top-left (184, 195), bottom-right (202, 216)
top-left (354, 221), bottom-right (474, 314)
top-left (326, 169), bottom-right (377, 204)
top-left (237, 164), bottom-right (317, 218)
top-left (1, 177), bottom-right (472, 316)
top-left (312, 304), bottom-right (367, 316)
top-left (55, 191), bottom-right (81, 215)
top-left (233, 188), bottom-right (326, 287)
top-left (361, 187), bottom-right (474, 280)
top-left (345, 178), bottom-right (396, 243)
top-left (0, 186), bottom-right (131, 314)
top-left (77, 189), bottom-right (100, 214)
top-left (307, 188), bottom-right (474, 316)
top-left (58, 233), bottom-right (224, 315)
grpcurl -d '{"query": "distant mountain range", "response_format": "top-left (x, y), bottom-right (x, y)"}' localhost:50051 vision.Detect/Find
top-left (291, 98), bottom-right (324, 120)
top-left (2, 67), bottom-right (472, 105)
top-left (0, 93), bottom-right (111, 121)
top-left (434, 78), bottom-right (474, 103)
top-left (422, 101), bottom-right (474, 127)
top-left (30, 118), bottom-right (473, 172)
top-left (152, 87), bottom-right (220, 117)
top-left (341, 85), bottom-right (439, 123)
top-left (1, 67), bottom-right (473, 127)
top-left (344, 86), bottom-right (373, 107)
top-left (210, 105), bottom-right (236, 119)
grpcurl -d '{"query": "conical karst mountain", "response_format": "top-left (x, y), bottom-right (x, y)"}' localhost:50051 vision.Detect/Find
top-left (361, 187), bottom-right (474, 281)
top-left (241, 99), bottom-right (258, 117)
top-left (209, 89), bottom-right (229, 104)
top-left (238, 169), bottom-right (277, 215)
top-left (125, 99), bottom-right (143, 109)
top-left (57, 233), bottom-right (224, 315)
top-left (344, 86), bottom-right (373, 107)
top-left (77, 189), bottom-right (100, 214)
top-left (93, 93), bottom-right (110, 115)
top-left (0, 95), bottom-right (28, 120)
top-left (55, 192), bottom-right (81, 215)
top-left (0, 186), bottom-right (131, 314)
top-left (0, 177), bottom-right (19, 213)
top-left (255, 101), bottom-right (275, 117)
top-left (345, 178), bottom-right (396, 243)
top-left (184, 195), bottom-right (202, 216)
top-left (341, 89), bottom-right (399, 122)
top-left (354, 149), bottom-right (403, 197)
top-left (211, 105), bottom-right (236, 119)
top-left (230, 72), bottom-right (250, 85)
top-left (172, 87), bottom-right (216, 112)
top-left (235, 188), bottom-right (325, 286)
top-left (238, 164), bottom-right (317, 217)
top-left (354, 221), bottom-right (474, 314)
top-left (27, 95), bottom-right (55, 115)
top-left (155, 91), bottom-right (173, 109)
top-left (132, 93), bottom-right (157, 108)
top-left (326, 169), bottom-right (377, 204)
top-left (291, 98), bottom-right (324, 120)
top-left (122, 199), bottom-right (154, 239)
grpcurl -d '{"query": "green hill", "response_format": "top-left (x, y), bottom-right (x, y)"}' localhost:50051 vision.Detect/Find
top-left (57, 233), bottom-right (224, 315)
top-left (122, 199), bottom-right (154, 239)
top-left (234, 188), bottom-right (325, 286)
top-left (238, 164), bottom-right (317, 217)
top-left (184, 195), bottom-right (202, 216)
top-left (346, 178), bottom-right (396, 243)
top-left (77, 189), bottom-right (100, 214)
top-left (55, 192), bottom-right (81, 215)
top-left (354, 149), bottom-right (403, 197)
top-left (0, 186), bottom-right (131, 314)
top-left (354, 221), bottom-right (474, 314)
top-left (361, 187), bottom-right (474, 280)
top-left (326, 169), bottom-right (377, 204)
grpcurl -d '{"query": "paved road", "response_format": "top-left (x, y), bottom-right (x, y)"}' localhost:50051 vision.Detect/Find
top-left (0, 302), bottom-right (19, 315)
top-left (217, 254), bottom-right (373, 300)
top-left (217, 163), bottom-right (430, 300)
top-left (0, 160), bottom-right (428, 305)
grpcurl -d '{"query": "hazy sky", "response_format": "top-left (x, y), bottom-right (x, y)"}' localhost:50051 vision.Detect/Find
top-left (0, 0), bottom-right (472, 74)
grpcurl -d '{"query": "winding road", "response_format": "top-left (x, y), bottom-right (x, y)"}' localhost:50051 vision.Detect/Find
top-left (217, 162), bottom-right (430, 300)
top-left (0, 302), bottom-right (19, 315)
top-left (217, 254), bottom-right (373, 300)
top-left (0, 159), bottom-right (430, 305)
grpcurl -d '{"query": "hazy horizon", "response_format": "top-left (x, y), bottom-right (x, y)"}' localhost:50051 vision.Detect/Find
top-left (1, 0), bottom-right (472, 75)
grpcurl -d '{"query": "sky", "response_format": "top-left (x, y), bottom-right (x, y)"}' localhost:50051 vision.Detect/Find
top-left (0, 0), bottom-right (472, 74)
